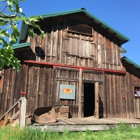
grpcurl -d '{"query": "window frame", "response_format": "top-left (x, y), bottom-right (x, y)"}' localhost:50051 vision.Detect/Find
top-left (134, 86), bottom-right (140, 97)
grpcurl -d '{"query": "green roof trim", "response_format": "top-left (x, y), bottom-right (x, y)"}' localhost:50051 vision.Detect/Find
top-left (19, 8), bottom-right (129, 44)
top-left (13, 42), bottom-right (30, 49)
top-left (40, 8), bottom-right (129, 43)
top-left (121, 56), bottom-right (140, 69)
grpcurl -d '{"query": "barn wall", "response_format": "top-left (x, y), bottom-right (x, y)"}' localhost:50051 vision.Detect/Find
top-left (53, 68), bottom-right (79, 117)
top-left (17, 13), bottom-right (122, 70)
top-left (0, 65), bottom-right (53, 117)
top-left (2, 14), bottom-right (139, 119)
top-left (0, 66), bottom-right (105, 118)
top-left (105, 74), bottom-right (127, 118)
top-left (105, 61), bottom-right (140, 118)
top-left (1, 64), bottom-right (140, 118)
top-left (122, 61), bottom-right (140, 118)
top-left (51, 68), bottom-right (104, 118)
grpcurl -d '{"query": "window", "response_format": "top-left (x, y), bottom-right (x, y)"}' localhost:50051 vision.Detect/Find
top-left (68, 19), bottom-right (92, 36)
top-left (134, 86), bottom-right (140, 97)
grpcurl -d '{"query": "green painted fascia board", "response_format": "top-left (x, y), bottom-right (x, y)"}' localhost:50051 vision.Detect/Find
top-left (84, 10), bottom-right (130, 42)
top-left (12, 42), bottom-right (30, 49)
top-left (40, 8), bottom-right (129, 43)
top-left (41, 8), bottom-right (84, 18)
top-left (18, 22), bottom-right (29, 43)
top-left (122, 56), bottom-right (140, 69)
top-left (19, 8), bottom-right (129, 43)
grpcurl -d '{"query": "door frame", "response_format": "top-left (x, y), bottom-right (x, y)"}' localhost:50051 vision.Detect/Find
top-left (82, 81), bottom-right (99, 118)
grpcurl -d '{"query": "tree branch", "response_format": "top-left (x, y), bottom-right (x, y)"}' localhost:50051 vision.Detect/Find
top-left (0, 14), bottom-right (17, 18)
top-left (1, 4), bottom-right (8, 14)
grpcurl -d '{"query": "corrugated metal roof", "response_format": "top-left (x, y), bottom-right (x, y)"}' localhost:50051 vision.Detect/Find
top-left (19, 8), bottom-right (129, 44)
top-left (13, 42), bottom-right (30, 49)
top-left (121, 56), bottom-right (140, 69)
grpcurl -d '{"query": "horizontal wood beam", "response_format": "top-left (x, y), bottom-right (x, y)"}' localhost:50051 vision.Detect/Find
top-left (83, 80), bottom-right (103, 84)
top-left (24, 60), bottom-right (125, 74)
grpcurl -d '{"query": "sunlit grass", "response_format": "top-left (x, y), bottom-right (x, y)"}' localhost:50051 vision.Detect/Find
top-left (0, 123), bottom-right (140, 140)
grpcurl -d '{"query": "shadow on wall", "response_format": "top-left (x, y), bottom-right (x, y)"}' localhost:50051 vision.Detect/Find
top-left (28, 46), bottom-right (45, 60)
top-left (35, 46), bottom-right (45, 60)
top-left (99, 95), bottom-right (103, 118)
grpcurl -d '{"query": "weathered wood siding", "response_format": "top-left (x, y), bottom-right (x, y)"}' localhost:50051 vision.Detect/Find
top-left (122, 61), bottom-right (140, 118)
top-left (51, 68), bottom-right (104, 118)
top-left (106, 60), bottom-right (140, 118)
top-left (53, 68), bottom-right (79, 117)
top-left (1, 13), bottom-right (139, 119)
top-left (0, 66), bottom-right (104, 118)
top-left (106, 74), bottom-right (127, 118)
top-left (0, 65), bottom-right (53, 117)
top-left (18, 13), bottom-right (121, 70)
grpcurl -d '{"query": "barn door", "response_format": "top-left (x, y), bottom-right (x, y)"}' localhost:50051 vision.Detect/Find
top-left (95, 82), bottom-right (99, 119)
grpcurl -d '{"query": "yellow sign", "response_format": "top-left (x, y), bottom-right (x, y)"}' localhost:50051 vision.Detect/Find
top-left (63, 88), bottom-right (73, 94)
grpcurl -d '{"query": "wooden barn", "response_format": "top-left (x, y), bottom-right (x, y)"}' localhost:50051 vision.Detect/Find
top-left (0, 8), bottom-right (140, 119)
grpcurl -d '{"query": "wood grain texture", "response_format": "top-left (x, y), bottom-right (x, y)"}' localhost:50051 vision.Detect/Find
top-left (0, 13), bottom-right (139, 120)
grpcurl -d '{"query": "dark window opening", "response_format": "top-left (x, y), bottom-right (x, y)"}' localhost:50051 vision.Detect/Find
top-left (84, 83), bottom-right (95, 117)
top-left (68, 19), bottom-right (92, 36)
top-left (134, 86), bottom-right (140, 97)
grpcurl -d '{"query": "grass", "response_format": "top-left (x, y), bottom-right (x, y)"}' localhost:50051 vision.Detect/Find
top-left (0, 123), bottom-right (140, 140)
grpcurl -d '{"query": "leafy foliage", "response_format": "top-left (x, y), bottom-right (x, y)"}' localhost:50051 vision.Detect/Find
top-left (0, 0), bottom-right (45, 72)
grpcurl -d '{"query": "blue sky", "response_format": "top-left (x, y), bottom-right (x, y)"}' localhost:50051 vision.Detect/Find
top-left (20, 0), bottom-right (140, 64)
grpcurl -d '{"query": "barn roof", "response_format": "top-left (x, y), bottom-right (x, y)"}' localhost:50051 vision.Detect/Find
top-left (121, 56), bottom-right (140, 70)
top-left (19, 8), bottom-right (129, 45)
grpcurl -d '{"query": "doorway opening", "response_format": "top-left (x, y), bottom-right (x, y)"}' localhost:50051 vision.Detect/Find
top-left (84, 83), bottom-right (95, 117)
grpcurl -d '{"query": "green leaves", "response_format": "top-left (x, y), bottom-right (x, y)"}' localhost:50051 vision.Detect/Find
top-left (0, 0), bottom-right (45, 72)
top-left (0, 0), bottom-right (45, 71)
top-left (0, 29), bottom-right (9, 38)
top-left (0, 46), bottom-right (21, 72)
top-left (25, 16), bottom-right (45, 38)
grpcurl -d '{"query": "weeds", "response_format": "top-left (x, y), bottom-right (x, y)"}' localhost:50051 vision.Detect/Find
top-left (0, 123), bottom-right (140, 140)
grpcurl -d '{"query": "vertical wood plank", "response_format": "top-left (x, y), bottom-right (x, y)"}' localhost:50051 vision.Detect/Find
top-left (112, 75), bottom-right (115, 117)
top-left (33, 66), bottom-right (39, 110)
top-left (8, 69), bottom-right (16, 117)
top-left (60, 30), bottom-right (63, 63)
top-left (52, 68), bottom-right (57, 106)
top-left (112, 75), bottom-right (117, 117)
top-left (1, 69), bottom-right (11, 115)
top-left (78, 69), bottom-right (82, 118)
top-left (119, 75), bottom-right (123, 118)
top-left (38, 66), bottom-right (44, 107)
top-left (95, 82), bottom-right (99, 119)
top-left (109, 74), bottom-right (112, 117)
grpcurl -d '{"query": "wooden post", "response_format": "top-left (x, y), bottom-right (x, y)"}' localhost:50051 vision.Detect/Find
top-left (95, 82), bottom-right (99, 119)
top-left (78, 69), bottom-right (82, 118)
top-left (19, 97), bottom-right (27, 129)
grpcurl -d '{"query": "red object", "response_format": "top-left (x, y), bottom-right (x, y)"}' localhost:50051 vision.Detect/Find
top-left (24, 60), bottom-right (126, 74)
top-left (122, 96), bottom-right (126, 99)
top-left (20, 91), bottom-right (26, 95)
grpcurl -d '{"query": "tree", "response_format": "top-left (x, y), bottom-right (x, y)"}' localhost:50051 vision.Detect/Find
top-left (0, 0), bottom-right (44, 72)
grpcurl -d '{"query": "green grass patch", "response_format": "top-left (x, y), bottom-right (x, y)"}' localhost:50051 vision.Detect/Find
top-left (0, 123), bottom-right (140, 140)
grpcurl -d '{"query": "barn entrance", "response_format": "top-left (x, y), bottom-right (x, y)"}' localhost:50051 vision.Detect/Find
top-left (84, 83), bottom-right (95, 117)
